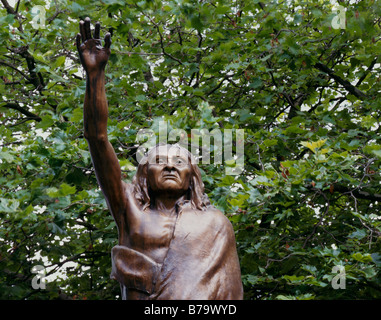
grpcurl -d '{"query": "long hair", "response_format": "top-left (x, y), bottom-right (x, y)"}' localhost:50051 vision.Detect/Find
top-left (131, 143), bottom-right (210, 211)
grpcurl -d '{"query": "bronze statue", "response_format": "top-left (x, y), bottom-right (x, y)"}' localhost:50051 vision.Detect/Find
top-left (76, 18), bottom-right (243, 300)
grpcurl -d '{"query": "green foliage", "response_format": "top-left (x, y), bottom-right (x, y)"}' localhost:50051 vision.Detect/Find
top-left (1, 0), bottom-right (380, 299)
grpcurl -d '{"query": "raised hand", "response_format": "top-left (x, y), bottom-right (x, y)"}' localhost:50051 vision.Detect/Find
top-left (76, 17), bottom-right (111, 74)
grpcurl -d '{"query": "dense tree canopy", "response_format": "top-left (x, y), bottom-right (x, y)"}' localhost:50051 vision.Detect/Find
top-left (0, 0), bottom-right (380, 300)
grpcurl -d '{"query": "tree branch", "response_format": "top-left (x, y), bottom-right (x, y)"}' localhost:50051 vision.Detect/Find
top-left (207, 74), bottom-right (233, 96)
top-left (355, 57), bottom-right (378, 87)
top-left (146, 16), bottom-right (183, 65)
top-left (15, 46), bottom-right (45, 90)
top-left (303, 190), bottom-right (330, 248)
top-left (0, 0), bottom-right (15, 14)
top-left (314, 62), bottom-right (368, 100)
top-left (2, 102), bottom-right (42, 122)
top-left (1, 0), bottom-right (23, 32)
top-left (0, 60), bottom-right (30, 81)
top-left (333, 184), bottom-right (381, 203)
top-left (304, 182), bottom-right (381, 203)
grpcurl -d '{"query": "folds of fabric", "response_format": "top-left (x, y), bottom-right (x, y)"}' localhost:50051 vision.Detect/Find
top-left (111, 205), bottom-right (243, 300)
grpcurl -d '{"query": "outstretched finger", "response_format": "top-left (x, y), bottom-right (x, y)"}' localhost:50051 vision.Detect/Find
top-left (76, 33), bottom-right (82, 51)
top-left (104, 32), bottom-right (111, 49)
top-left (79, 20), bottom-right (86, 41)
top-left (84, 17), bottom-right (92, 40)
top-left (94, 22), bottom-right (100, 39)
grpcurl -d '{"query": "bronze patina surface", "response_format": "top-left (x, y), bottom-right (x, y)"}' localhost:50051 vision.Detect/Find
top-left (76, 18), bottom-right (243, 300)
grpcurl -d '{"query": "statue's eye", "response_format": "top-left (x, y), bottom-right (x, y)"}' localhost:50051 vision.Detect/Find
top-left (175, 158), bottom-right (185, 166)
top-left (157, 158), bottom-right (166, 164)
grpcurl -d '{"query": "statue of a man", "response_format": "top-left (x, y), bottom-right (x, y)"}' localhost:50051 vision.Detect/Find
top-left (76, 18), bottom-right (243, 300)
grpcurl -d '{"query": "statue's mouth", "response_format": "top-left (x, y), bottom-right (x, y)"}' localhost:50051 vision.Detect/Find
top-left (163, 174), bottom-right (178, 180)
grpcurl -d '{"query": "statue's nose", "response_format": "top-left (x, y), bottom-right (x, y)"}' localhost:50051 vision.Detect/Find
top-left (164, 162), bottom-right (176, 171)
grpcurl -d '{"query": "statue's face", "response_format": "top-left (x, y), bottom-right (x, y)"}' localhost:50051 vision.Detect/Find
top-left (146, 145), bottom-right (191, 195)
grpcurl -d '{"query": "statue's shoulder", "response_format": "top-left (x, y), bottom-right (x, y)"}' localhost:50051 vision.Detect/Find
top-left (179, 205), bottom-right (235, 239)
top-left (202, 205), bottom-right (234, 230)
top-left (122, 181), bottom-right (134, 198)
top-left (123, 181), bottom-right (138, 199)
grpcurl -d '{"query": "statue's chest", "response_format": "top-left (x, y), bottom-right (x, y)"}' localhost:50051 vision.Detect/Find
top-left (127, 212), bottom-right (177, 262)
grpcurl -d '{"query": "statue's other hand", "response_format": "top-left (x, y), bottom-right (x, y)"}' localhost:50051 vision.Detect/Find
top-left (76, 17), bottom-right (111, 74)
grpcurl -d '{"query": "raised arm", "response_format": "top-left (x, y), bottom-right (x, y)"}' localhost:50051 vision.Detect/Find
top-left (76, 18), bottom-right (127, 238)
